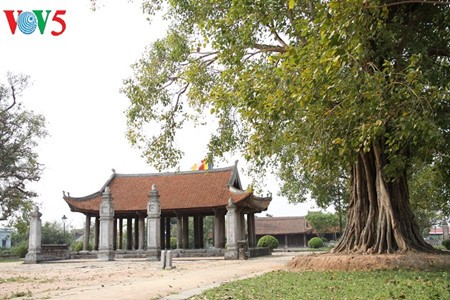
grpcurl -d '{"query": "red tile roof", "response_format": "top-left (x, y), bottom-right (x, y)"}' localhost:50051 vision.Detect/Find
top-left (255, 216), bottom-right (312, 235)
top-left (64, 166), bottom-right (271, 215)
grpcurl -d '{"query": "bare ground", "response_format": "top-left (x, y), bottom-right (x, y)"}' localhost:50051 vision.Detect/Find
top-left (1, 251), bottom-right (449, 300)
top-left (288, 252), bottom-right (450, 272)
top-left (0, 253), bottom-right (295, 300)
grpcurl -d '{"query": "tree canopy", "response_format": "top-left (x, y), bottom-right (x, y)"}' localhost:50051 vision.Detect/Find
top-left (123, 1), bottom-right (449, 253)
top-left (0, 73), bottom-right (47, 221)
top-left (306, 211), bottom-right (339, 239)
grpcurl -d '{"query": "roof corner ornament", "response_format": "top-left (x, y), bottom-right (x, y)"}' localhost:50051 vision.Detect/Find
top-left (63, 190), bottom-right (66, 197)
top-left (111, 168), bottom-right (116, 174)
top-left (234, 160), bottom-right (239, 167)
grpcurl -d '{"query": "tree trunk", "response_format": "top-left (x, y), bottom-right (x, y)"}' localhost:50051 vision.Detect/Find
top-left (333, 141), bottom-right (434, 254)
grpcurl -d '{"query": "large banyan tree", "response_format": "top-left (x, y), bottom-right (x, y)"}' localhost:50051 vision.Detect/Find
top-left (122, 0), bottom-right (450, 253)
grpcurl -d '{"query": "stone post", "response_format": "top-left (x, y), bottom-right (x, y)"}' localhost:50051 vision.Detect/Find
top-left (176, 214), bottom-right (183, 249)
top-left (83, 214), bottom-right (91, 251)
top-left (225, 198), bottom-right (239, 259)
top-left (147, 184), bottom-right (161, 260)
top-left (94, 217), bottom-right (100, 251)
top-left (213, 209), bottom-right (226, 248)
top-left (138, 216), bottom-right (145, 250)
top-left (247, 213), bottom-right (256, 247)
top-left (98, 187), bottom-right (115, 261)
top-left (443, 221), bottom-right (449, 241)
top-left (24, 206), bottom-right (43, 264)
top-left (182, 216), bottom-right (189, 249)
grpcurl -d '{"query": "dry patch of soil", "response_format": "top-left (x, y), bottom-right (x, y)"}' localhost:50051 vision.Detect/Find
top-left (288, 252), bottom-right (450, 272)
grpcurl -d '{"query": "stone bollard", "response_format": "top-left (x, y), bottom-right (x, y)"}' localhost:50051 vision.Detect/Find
top-left (160, 250), bottom-right (175, 270)
top-left (160, 250), bottom-right (167, 269)
top-left (166, 250), bottom-right (174, 270)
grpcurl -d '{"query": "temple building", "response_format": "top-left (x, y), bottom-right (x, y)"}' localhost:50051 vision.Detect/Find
top-left (63, 164), bottom-right (272, 259)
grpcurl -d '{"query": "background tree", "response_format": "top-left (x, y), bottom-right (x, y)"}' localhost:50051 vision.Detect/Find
top-left (306, 211), bottom-right (339, 239)
top-left (0, 73), bottom-right (47, 221)
top-left (123, 1), bottom-right (450, 253)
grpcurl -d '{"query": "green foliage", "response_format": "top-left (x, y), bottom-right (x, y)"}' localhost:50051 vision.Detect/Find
top-left (71, 241), bottom-right (92, 252)
top-left (125, 1), bottom-right (450, 252)
top-left (41, 221), bottom-right (73, 245)
top-left (442, 239), bottom-right (450, 250)
top-left (194, 270), bottom-right (450, 300)
top-left (306, 212), bottom-right (339, 238)
top-left (0, 73), bottom-right (47, 221)
top-left (308, 237), bottom-right (324, 249)
top-left (10, 240), bottom-right (28, 258)
top-left (257, 235), bottom-right (279, 250)
top-left (170, 237), bottom-right (177, 249)
top-left (126, 1), bottom-right (449, 205)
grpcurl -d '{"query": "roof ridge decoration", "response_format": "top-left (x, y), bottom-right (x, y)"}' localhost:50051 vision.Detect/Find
top-left (114, 165), bottom-right (235, 178)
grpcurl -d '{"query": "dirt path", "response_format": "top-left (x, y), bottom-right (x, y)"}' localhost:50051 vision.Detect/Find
top-left (0, 253), bottom-right (297, 300)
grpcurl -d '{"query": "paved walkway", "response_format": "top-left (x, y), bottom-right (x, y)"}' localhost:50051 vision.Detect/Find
top-left (0, 253), bottom-right (297, 300)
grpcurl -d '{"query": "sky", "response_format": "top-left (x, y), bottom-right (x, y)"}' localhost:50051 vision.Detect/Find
top-left (0, 1), bottom-right (317, 229)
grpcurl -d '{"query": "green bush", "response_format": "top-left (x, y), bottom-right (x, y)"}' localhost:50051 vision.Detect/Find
top-left (170, 237), bottom-right (177, 249)
top-left (308, 237), bottom-right (324, 248)
top-left (71, 241), bottom-right (92, 252)
top-left (442, 239), bottom-right (450, 250)
top-left (321, 237), bottom-right (328, 243)
top-left (11, 241), bottom-right (28, 258)
top-left (257, 235), bottom-right (279, 250)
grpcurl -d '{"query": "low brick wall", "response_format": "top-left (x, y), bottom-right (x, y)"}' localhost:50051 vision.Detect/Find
top-left (41, 244), bottom-right (70, 261)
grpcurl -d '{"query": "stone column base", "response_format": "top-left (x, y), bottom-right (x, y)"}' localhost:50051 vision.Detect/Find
top-left (24, 252), bottom-right (43, 264)
top-left (224, 247), bottom-right (238, 260)
top-left (97, 250), bottom-right (115, 261)
top-left (146, 249), bottom-right (161, 261)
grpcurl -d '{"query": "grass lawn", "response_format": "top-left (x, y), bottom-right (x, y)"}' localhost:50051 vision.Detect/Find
top-left (191, 270), bottom-right (450, 300)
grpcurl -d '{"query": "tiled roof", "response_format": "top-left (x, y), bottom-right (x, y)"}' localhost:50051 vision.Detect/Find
top-left (64, 166), bottom-right (271, 214)
top-left (255, 216), bottom-right (312, 235)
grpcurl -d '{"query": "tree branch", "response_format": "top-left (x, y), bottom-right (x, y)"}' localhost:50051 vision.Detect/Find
top-left (369, 0), bottom-right (450, 8)
top-left (253, 44), bottom-right (287, 53)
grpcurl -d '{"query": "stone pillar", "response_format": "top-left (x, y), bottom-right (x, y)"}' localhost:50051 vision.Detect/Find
top-left (24, 206), bottom-right (43, 264)
top-left (127, 217), bottom-right (133, 250)
top-left (118, 218), bottom-right (123, 250)
top-left (194, 215), bottom-right (200, 249)
top-left (443, 221), bottom-right (449, 241)
top-left (213, 209), bottom-right (226, 248)
top-left (199, 216), bottom-right (204, 249)
top-left (147, 184), bottom-right (161, 260)
top-left (165, 217), bottom-right (171, 250)
top-left (176, 214), bottom-right (183, 249)
top-left (94, 217), bottom-right (100, 251)
top-left (182, 215), bottom-right (189, 249)
top-left (247, 213), bottom-right (256, 247)
top-left (225, 199), bottom-right (239, 259)
top-left (239, 211), bottom-right (246, 241)
top-left (83, 214), bottom-right (91, 251)
top-left (160, 217), bottom-right (166, 250)
top-left (98, 187), bottom-right (115, 261)
top-left (138, 216), bottom-right (145, 250)
top-left (113, 218), bottom-right (117, 250)
top-left (134, 217), bottom-right (139, 250)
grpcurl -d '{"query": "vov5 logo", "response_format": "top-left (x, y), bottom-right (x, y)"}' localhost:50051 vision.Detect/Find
top-left (4, 10), bottom-right (66, 36)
